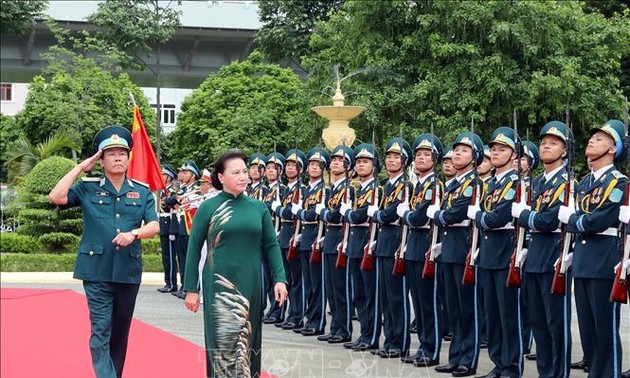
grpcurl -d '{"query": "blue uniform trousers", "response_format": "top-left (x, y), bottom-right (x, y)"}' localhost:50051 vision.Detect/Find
top-left (83, 281), bottom-right (140, 378)
top-left (176, 233), bottom-right (188, 285)
top-left (303, 249), bottom-right (326, 331)
top-left (283, 247), bottom-right (304, 326)
top-left (262, 257), bottom-right (286, 321)
top-left (377, 256), bottom-right (410, 352)
top-left (480, 268), bottom-right (523, 378)
top-left (574, 278), bottom-right (622, 378)
top-left (438, 263), bottom-right (452, 337)
top-left (159, 216), bottom-right (177, 289)
top-left (324, 253), bottom-right (352, 338)
top-left (442, 262), bottom-right (480, 368)
top-left (407, 260), bottom-right (442, 361)
top-left (526, 272), bottom-right (571, 378)
top-left (521, 272), bottom-right (533, 354)
top-left (348, 257), bottom-right (381, 346)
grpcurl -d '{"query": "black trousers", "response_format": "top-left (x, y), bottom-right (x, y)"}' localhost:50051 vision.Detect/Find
top-left (377, 256), bottom-right (410, 352)
top-left (83, 281), bottom-right (140, 378)
top-left (159, 232), bottom-right (178, 288)
top-left (283, 247), bottom-right (304, 325)
top-left (407, 260), bottom-right (442, 360)
top-left (324, 253), bottom-right (352, 338)
top-left (348, 257), bottom-right (381, 346)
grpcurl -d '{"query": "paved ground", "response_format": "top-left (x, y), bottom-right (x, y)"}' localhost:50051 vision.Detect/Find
top-left (2, 272), bottom-right (628, 377)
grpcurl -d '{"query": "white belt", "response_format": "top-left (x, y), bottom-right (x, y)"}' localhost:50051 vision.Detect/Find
top-left (327, 223), bottom-right (342, 227)
top-left (409, 225), bottom-right (430, 230)
top-left (493, 225), bottom-right (515, 231)
top-left (447, 220), bottom-right (470, 228)
top-left (385, 220), bottom-right (400, 226)
top-left (281, 220), bottom-right (293, 223)
top-left (159, 212), bottom-right (171, 217)
top-left (350, 223), bottom-right (369, 228)
top-left (531, 229), bottom-right (561, 234)
top-left (596, 227), bottom-right (618, 237)
top-left (302, 221), bottom-right (318, 225)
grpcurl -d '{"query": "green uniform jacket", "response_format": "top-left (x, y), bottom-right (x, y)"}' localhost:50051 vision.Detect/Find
top-left (183, 191), bottom-right (287, 377)
top-left (60, 176), bottom-right (158, 284)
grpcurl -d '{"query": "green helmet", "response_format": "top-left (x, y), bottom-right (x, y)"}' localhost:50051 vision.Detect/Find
top-left (331, 145), bottom-right (355, 170)
top-left (354, 143), bottom-right (381, 173)
top-left (248, 152), bottom-right (268, 168)
top-left (385, 137), bottom-right (412, 166)
top-left (284, 148), bottom-right (306, 167)
top-left (590, 119), bottom-right (626, 162)
top-left (452, 132), bottom-right (484, 165)
top-left (489, 126), bottom-right (519, 151)
top-left (306, 146), bottom-right (330, 170)
top-left (522, 141), bottom-right (540, 170)
top-left (266, 152), bottom-right (285, 172)
top-left (412, 133), bottom-right (443, 163)
top-left (539, 121), bottom-right (571, 143)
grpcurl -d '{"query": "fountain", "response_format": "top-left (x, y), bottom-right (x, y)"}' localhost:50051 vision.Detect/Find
top-left (311, 68), bottom-right (366, 150)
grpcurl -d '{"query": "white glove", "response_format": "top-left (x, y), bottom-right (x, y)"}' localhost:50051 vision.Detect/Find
top-left (396, 202), bottom-right (410, 218)
top-left (511, 202), bottom-right (528, 219)
top-left (426, 204), bottom-right (440, 219)
top-left (339, 201), bottom-right (351, 216)
top-left (431, 242), bottom-right (442, 258)
top-left (169, 234), bottom-right (176, 241)
top-left (467, 205), bottom-right (481, 221)
top-left (295, 234), bottom-right (302, 243)
top-left (564, 252), bottom-right (573, 268)
top-left (558, 205), bottom-right (574, 224)
top-left (315, 203), bottom-right (326, 215)
top-left (271, 200), bottom-right (281, 213)
top-left (367, 204), bottom-right (379, 217)
top-left (290, 205), bottom-right (300, 215)
top-left (472, 247), bottom-right (480, 260)
top-left (618, 205), bottom-right (630, 224)
top-left (517, 248), bottom-right (528, 265)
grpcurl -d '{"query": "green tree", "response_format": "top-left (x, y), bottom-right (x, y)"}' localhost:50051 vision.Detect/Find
top-left (4, 127), bottom-right (82, 185)
top-left (256, 0), bottom-right (343, 66)
top-left (0, 0), bottom-right (47, 34)
top-left (13, 21), bottom-right (154, 162)
top-left (165, 51), bottom-right (312, 167)
top-left (303, 0), bottom-right (630, 165)
top-left (88, 0), bottom-right (182, 161)
top-left (0, 114), bottom-right (24, 182)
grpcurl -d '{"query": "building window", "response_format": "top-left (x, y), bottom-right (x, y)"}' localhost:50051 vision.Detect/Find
top-left (150, 104), bottom-right (177, 126)
top-left (0, 84), bottom-right (12, 101)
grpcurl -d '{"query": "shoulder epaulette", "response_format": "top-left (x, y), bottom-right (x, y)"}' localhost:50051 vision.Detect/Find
top-left (81, 177), bottom-right (101, 182)
top-left (510, 174), bottom-right (519, 181)
top-left (611, 170), bottom-right (627, 180)
top-left (129, 178), bottom-right (150, 188)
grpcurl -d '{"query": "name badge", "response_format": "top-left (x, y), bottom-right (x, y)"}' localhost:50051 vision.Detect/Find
top-left (127, 192), bottom-right (140, 199)
top-left (96, 191), bottom-right (109, 197)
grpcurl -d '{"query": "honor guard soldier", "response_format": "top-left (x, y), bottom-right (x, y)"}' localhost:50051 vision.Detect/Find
top-left (292, 147), bottom-right (330, 336)
top-left (171, 160), bottom-right (200, 299)
top-left (158, 163), bottom-right (179, 293)
top-left (512, 121), bottom-right (572, 378)
top-left (559, 120), bottom-right (627, 378)
top-left (49, 125), bottom-right (160, 378)
top-left (478, 145), bottom-right (494, 182)
top-left (439, 147), bottom-right (455, 342)
top-left (427, 132), bottom-right (483, 377)
top-left (618, 185), bottom-right (630, 378)
top-left (468, 127), bottom-right (523, 378)
top-left (339, 143), bottom-right (383, 352)
top-left (271, 148), bottom-right (306, 330)
top-left (262, 152), bottom-right (287, 324)
top-left (315, 144), bottom-right (354, 344)
top-left (369, 137), bottom-right (413, 359)
top-left (477, 144), bottom-right (493, 350)
top-left (247, 153), bottom-right (268, 200)
top-left (396, 133), bottom-right (444, 367)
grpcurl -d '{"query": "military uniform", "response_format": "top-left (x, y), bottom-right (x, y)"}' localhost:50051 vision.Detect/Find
top-left (431, 132), bottom-right (483, 375)
top-left (273, 149), bottom-right (306, 330)
top-left (58, 126), bottom-right (159, 378)
top-left (563, 120), bottom-right (627, 378)
top-left (372, 138), bottom-right (413, 357)
top-left (158, 165), bottom-right (179, 292)
top-left (342, 143), bottom-right (381, 351)
top-left (399, 134), bottom-right (444, 365)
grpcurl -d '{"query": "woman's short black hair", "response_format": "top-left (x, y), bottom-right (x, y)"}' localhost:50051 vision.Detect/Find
top-left (211, 150), bottom-right (248, 191)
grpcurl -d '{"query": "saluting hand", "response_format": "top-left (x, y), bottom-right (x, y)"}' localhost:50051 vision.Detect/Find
top-left (78, 150), bottom-right (102, 172)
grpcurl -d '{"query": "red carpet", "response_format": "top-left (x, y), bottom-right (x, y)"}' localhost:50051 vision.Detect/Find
top-left (1, 288), bottom-right (276, 378)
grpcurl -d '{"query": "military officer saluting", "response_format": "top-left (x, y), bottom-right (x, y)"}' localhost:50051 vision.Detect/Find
top-left (369, 137), bottom-right (413, 359)
top-left (49, 125), bottom-right (159, 378)
top-left (292, 147), bottom-right (330, 336)
top-left (559, 120), bottom-right (627, 378)
top-left (512, 121), bottom-right (572, 378)
top-left (158, 163), bottom-right (179, 293)
top-left (339, 143), bottom-right (382, 352)
top-left (315, 144), bottom-right (354, 344)
top-left (396, 133), bottom-right (444, 367)
top-left (247, 153), bottom-right (268, 200)
top-left (271, 148), bottom-right (307, 330)
top-left (427, 132), bottom-right (483, 377)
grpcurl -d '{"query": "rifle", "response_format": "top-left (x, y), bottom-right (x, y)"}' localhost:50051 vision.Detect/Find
top-left (287, 144), bottom-right (301, 262)
top-left (462, 117), bottom-right (480, 286)
top-left (507, 109), bottom-right (525, 288)
top-left (393, 130), bottom-right (409, 275)
top-left (611, 97), bottom-right (630, 303)
top-left (273, 143), bottom-right (281, 233)
top-left (361, 131), bottom-right (378, 271)
top-left (423, 123), bottom-right (440, 279)
top-left (310, 169), bottom-right (327, 264)
top-left (336, 138), bottom-right (350, 269)
top-left (551, 105), bottom-right (573, 296)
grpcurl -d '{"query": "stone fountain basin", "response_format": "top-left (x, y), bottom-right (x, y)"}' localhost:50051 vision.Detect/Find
top-left (311, 105), bottom-right (366, 120)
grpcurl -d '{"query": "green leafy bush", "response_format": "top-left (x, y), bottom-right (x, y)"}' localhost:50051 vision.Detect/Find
top-left (141, 237), bottom-right (161, 255)
top-left (38, 232), bottom-right (80, 254)
top-left (16, 223), bottom-right (54, 236)
top-left (21, 156), bottom-right (77, 195)
top-left (0, 233), bottom-right (41, 253)
top-left (58, 219), bottom-right (83, 234)
top-left (0, 253), bottom-right (163, 272)
top-left (17, 208), bottom-right (57, 223)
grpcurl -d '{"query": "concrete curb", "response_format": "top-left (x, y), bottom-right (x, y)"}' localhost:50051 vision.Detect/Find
top-left (0, 272), bottom-right (167, 285)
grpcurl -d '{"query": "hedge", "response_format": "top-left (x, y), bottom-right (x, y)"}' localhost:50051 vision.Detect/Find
top-left (0, 233), bottom-right (41, 253)
top-left (0, 235), bottom-right (162, 255)
top-left (1, 253), bottom-right (163, 272)
top-left (38, 232), bottom-right (80, 253)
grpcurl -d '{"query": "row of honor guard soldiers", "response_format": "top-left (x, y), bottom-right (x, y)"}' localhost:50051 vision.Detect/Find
top-left (158, 160), bottom-right (217, 299)
top-left (243, 118), bottom-right (628, 378)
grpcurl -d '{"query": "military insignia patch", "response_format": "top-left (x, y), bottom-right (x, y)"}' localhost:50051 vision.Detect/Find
top-left (127, 192), bottom-right (140, 199)
top-left (463, 186), bottom-right (473, 198)
top-left (504, 188), bottom-right (516, 201)
top-left (609, 188), bottom-right (623, 203)
top-left (425, 188), bottom-right (433, 201)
